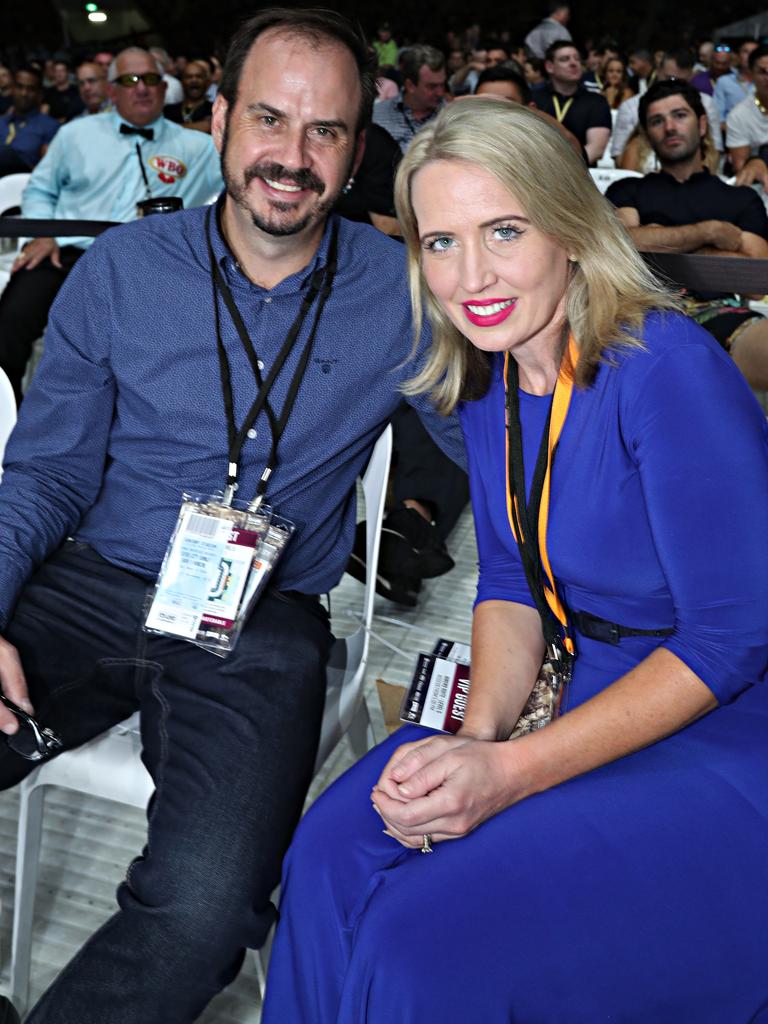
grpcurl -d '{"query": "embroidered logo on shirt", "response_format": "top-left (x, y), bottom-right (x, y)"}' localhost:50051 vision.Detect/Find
top-left (149, 155), bottom-right (188, 184)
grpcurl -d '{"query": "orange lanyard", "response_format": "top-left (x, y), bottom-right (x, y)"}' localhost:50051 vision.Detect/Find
top-left (504, 335), bottom-right (578, 655)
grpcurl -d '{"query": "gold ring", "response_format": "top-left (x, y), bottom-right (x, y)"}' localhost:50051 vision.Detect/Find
top-left (420, 833), bottom-right (434, 854)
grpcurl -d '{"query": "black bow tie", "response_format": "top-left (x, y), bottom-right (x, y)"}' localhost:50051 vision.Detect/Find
top-left (120, 123), bottom-right (154, 141)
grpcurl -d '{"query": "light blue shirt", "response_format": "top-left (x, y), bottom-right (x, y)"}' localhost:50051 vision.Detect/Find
top-left (714, 72), bottom-right (755, 124)
top-left (21, 110), bottom-right (223, 248)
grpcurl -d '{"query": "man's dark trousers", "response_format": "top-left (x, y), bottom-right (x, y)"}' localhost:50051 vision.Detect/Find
top-left (2, 540), bottom-right (333, 1023)
top-left (0, 247), bottom-right (83, 404)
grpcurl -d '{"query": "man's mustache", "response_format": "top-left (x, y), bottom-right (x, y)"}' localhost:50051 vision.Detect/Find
top-left (243, 162), bottom-right (324, 194)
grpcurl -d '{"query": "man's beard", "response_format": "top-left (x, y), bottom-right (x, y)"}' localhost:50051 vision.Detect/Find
top-left (220, 119), bottom-right (353, 238)
top-left (658, 133), bottom-right (700, 165)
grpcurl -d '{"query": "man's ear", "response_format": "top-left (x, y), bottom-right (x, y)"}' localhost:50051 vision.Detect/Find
top-left (698, 113), bottom-right (708, 141)
top-left (211, 93), bottom-right (228, 153)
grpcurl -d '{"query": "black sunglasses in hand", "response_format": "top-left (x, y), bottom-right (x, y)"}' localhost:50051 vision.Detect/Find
top-left (0, 694), bottom-right (63, 761)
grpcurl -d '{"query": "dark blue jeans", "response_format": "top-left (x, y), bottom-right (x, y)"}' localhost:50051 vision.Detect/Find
top-left (2, 541), bottom-right (333, 1023)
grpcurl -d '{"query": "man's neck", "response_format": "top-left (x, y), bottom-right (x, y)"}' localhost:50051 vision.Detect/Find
top-left (403, 94), bottom-right (434, 121)
top-left (552, 79), bottom-right (579, 97)
top-left (221, 197), bottom-right (325, 291)
top-left (660, 152), bottom-right (703, 184)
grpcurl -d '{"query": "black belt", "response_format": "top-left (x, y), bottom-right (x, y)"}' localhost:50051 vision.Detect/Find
top-left (572, 609), bottom-right (673, 646)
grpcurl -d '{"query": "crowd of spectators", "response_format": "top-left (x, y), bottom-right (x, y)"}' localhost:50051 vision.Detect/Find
top-left (1, 3), bottom-right (767, 605)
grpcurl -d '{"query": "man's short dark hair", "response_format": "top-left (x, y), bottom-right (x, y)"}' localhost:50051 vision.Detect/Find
top-left (546, 0), bottom-right (569, 14)
top-left (629, 48), bottom-right (652, 64)
top-left (545, 39), bottom-right (580, 63)
top-left (400, 44), bottom-right (445, 87)
top-left (748, 44), bottom-right (768, 70)
top-left (13, 63), bottom-right (43, 87)
top-left (638, 78), bottom-right (705, 130)
top-left (477, 63), bottom-right (531, 103)
top-left (219, 7), bottom-right (377, 132)
top-left (662, 48), bottom-right (695, 72)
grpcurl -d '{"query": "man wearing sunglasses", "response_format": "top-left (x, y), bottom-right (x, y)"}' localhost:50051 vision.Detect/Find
top-left (0, 46), bottom-right (223, 404)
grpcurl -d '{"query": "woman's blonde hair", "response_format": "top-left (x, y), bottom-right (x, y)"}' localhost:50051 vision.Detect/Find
top-left (394, 98), bottom-right (677, 413)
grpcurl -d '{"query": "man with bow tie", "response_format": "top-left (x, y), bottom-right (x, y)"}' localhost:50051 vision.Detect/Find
top-left (0, 47), bottom-right (222, 403)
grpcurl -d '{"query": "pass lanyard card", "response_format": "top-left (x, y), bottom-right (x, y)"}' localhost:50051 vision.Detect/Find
top-left (143, 493), bottom-right (294, 657)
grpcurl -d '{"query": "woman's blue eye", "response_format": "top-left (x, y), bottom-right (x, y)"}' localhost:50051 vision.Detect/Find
top-left (492, 225), bottom-right (520, 241)
top-left (427, 236), bottom-right (454, 252)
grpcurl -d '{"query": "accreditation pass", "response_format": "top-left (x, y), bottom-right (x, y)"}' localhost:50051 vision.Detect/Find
top-left (145, 507), bottom-right (237, 641)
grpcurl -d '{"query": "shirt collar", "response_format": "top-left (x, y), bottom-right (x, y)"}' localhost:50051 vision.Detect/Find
top-left (208, 195), bottom-right (340, 297)
top-left (658, 167), bottom-right (710, 184)
top-left (110, 110), bottom-right (165, 135)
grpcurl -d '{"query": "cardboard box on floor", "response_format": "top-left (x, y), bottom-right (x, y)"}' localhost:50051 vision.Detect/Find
top-left (375, 680), bottom-right (406, 734)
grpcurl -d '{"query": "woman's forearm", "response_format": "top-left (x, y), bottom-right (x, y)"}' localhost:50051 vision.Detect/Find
top-left (506, 646), bottom-right (717, 799)
top-left (460, 600), bottom-right (546, 741)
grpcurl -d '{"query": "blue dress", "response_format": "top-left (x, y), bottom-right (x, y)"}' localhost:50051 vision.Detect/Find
top-left (262, 313), bottom-right (768, 1023)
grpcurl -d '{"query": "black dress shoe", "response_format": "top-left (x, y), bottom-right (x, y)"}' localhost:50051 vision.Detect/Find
top-left (346, 523), bottom-right (423, 607)
top-left (0, 996), bottom-right (21, 1024)
top-left (378, 507), bottom-right (455, 580)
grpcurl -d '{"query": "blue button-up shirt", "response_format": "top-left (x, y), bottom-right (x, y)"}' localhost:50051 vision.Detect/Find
top-left (0, 108), bottom-right (59, 168)
top-left (0, 207), bottom-right (464, 626)
top-left (22, 110), bottom-right (223, 248)
top-left (713, 71), bottom-right (756, 125)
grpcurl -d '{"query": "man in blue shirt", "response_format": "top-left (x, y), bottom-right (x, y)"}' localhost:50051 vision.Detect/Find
top-left (0, 46), bottom-right (222, 403)
top-left (0, 66), bottom-right (58, 177)
top-left (0, 9), bottom-right (463, 1023)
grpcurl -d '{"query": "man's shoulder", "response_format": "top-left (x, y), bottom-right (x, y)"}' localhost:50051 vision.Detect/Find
top-left (30, 110), bottom-right (60, 132)
top-left (727, 95), bottom-right (754, 125)
top-left (605, 173), bottom-right (644, 206)
top-left (372, 97), bottom-right (402, 119)
top-left (157, 117), bottom-right (215, 152)
top-left (336, 215), bottom-right (406, 273)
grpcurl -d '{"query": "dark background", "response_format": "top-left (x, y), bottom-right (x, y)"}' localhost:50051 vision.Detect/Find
top-left (3, 0), bottom-right (766, 61)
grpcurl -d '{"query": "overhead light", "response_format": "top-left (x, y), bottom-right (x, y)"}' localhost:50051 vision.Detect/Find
top-left (88, 10), bottom-right (107, 20)
top-left (85, 2), bottom-right (98, 10)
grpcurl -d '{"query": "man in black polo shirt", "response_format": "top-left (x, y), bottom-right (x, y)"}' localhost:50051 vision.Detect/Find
top-left (534, 41), bottom-right (611, 164)
top-left (606, 79), bottom-right (768, 389)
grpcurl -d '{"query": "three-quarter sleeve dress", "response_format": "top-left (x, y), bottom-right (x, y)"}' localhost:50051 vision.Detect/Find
top-left (262, 311), bottom-right (768, 1024)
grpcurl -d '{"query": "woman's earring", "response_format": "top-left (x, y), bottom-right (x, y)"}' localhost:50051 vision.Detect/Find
top-left (342, 177), bottom-right (355, 194)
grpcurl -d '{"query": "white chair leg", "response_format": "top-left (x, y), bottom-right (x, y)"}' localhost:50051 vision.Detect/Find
top-left (346, 698), bottom-right (374, 761)
top-left (11, 778), bottom-right (45, 1014)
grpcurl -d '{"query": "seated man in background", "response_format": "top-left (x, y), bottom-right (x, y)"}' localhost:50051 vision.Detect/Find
top-left (0, 47), bottom-right (222, 403)
top-left (164, 59), bottom-right (213, 132)
top-left (611, 49), bottom-right (722, 165)
top-left (534, 41), bottom-right (612, 165)
top-left (607, 79), bottom-right (768, 390)
top-left (714, 39), bottom-right (757, 128)
top-left (74, 59), bottom-right (111, 116)
top-left (0, 66), bottom-right (58, 177)
top-left (43, 58), bottom-right (84, 122)
top-left (726, 44), bottom-right (768, 173)
top-left (372, 45), bottom-right (446, 152)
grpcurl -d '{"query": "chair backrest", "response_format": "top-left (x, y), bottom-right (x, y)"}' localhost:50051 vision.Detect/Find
top-left (0, 366), bottom-right (17, 479)
top-left (315, 424), bottom-right (392, 767)
top-left (0, 174), bottom-right (30, 216)
top-left (589, 167), bottom-right (642, 194)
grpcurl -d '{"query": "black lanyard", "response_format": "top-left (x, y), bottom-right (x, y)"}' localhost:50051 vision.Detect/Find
top-left (205, 205), bottom-right (339, 507)
top-left (134, 143), bottom-right (151, 198)
top-left (505, 356), bottom-right (572, 660)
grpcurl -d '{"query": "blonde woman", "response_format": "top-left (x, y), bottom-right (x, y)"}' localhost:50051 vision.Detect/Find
top-left (262, 99), bottom-right (768, 1023)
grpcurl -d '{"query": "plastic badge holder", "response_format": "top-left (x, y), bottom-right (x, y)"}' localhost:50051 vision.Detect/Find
top-left (143, 493), bottom-right (293, 657)
top-left (195, 512), bottom-right (295, 657)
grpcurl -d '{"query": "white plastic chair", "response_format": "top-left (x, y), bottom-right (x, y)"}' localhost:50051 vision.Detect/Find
top-left (9, 424), bottom-right (392, 1013)
top-left (0, 366), bottom-right (17, 480)
top-left (589, 167), bottom-right (642, 194)
top-left (0, 173), bottom-right (30, 296)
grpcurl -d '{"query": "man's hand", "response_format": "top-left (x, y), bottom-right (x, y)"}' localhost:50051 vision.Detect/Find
top-left (371, 733), bottom-right (525, 848)
top-left (735, 158), bottom-right (768, 190)
top-left (0, 637), bottom-right (33, 735)
top-left (702, 219), bottom-right (743, 252)
top-left (12, 237), bottom-right (61, 273)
